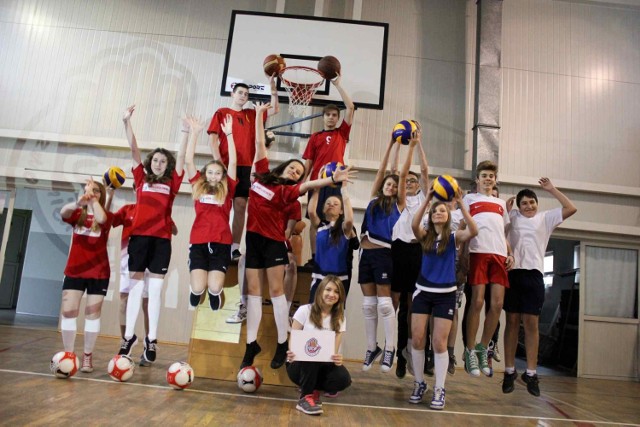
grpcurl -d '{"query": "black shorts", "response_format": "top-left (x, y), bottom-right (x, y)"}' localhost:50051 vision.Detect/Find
top-left (188, 242), bottom-right (231, 273)
top-left (391, 240), bottom-right (422, 293)
top-left (63, 277), bottom-right (109, 296)
top-left (358, 248), bottom-right (392, 285)
top-left (234, 166), bottom-right (252, 198)
top-left (245, 231), bottom-right (289, 269)
top-left (306, 186), bottom-right (343, 220)
top-left (411, 289), bottom-right (456, 320)
top-left (504, 269), bottom-right (545, 315)
top-left (128, 235), bottom-right (172, 275)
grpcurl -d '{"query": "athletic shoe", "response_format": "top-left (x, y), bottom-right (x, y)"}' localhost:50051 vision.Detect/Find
top-left (139, 354), bottom-right (151, 367)
top-left (487, 345), bottom-right (494, 378)
top-left (189, 291), bottom-right (203, 308)
top-left (231, 249), bottom-right (242, 261)
top-left (447, 354), bottom-right (457, 376)
top-left (409, 380), bottom-right (428, 404)
top-left (118, 334), bottom-right (138, 356)
top-left (362, 345), bottom-right (382, 371)
top-left (425, 351), bottom-right (434, 376)
top-left (312, 390), bottom-right (322, 408)
top-left (270, 340), bottom-right (288, 369)
top-left (296, 394), bottom-right (322, 415)
top-left (80, 353), bottom-right (93, 373)
top-left (430, 387), bottom-right (446, 410)
top-left (502, 370), bottom-right (517, 393)
top-left (521, 372), bottom-right (541, 397)
top-left (380, 348), bottom-right (395, 373)
top-left (323, 391), bottom-right (339, 398)
top-left (463, 347), bottom-right (480, 377)
top-left (396, 351), bottom-right (407, 378)
top-left (489, 340), bottom-right (501, 362)
top-left (475, 343), bottom-right (491, 376)
top-left (240, 341), bottom-right (261, 369)
top-left (208, 290), bottom-right (224, 310)
top-left (143, 337), bottom-right (157, 363)
top-left (225, 303), bottom-right (247, 324)
top-left (401, 347), bottom-right (414, 376)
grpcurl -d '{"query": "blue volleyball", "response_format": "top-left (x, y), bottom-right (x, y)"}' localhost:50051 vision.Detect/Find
top-left (104, 166), bottom-right (126, 189)
top-left (392, 120), bottom-right (418, 145)
top-left (321, 161), bottom-right (345, 188)
top-left (433, 175), bottom-right (459, 202)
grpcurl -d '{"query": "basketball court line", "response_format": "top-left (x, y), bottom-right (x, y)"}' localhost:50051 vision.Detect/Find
top-left (1, 368), bottom-right (637, 426)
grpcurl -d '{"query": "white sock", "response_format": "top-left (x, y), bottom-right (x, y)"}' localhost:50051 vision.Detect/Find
top-left (271, 294), bottom-right (289, 344)
top-left (287, 300), bottom-right (292, 312)
top-left (231, 243), bottom-right (240, 253)
top-left (434, 351), bottom-right (448, 388)
top-left (246, 295), bottom-right (262, 343)
top-left (505, 366), bottom-right (515, 374)
top-left (362, 296), bottom-right (378, 351)
top-left (411, 345), bottom-right (425, 383)
top-left (60, 316), bottom-right (77, 352)
top-left (125, 279), bottom-right (144, 339)
top-left (377, 296), bottom-right (395, 351)
top-left (190, 286), bottom-right (204, 296)
top-left (526, 369), bottom-right (537, 376)
top-left (147, 278), bottom-right (164, 341)
top-left (83, 318), bottom-right (100, 354)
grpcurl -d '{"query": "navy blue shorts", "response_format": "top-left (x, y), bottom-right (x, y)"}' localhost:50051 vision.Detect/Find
top-left (63, 277), bottom-right (109, 296)
top-left (411, 289), bottom-right (456, 320)
top-left (188, 242), bottom-right (231, 273)
top-left (358, 248), bottom-right (392, 285)
top-left (245, 231), bottom-right (289, 269)
top-left (504, 269), bottom-right (545, 315)
top-left (128, 235), bottom-right (172, 275)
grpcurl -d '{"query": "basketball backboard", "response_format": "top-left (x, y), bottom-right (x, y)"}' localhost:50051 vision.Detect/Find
top-left (221, 11), bottom-right (388, 110)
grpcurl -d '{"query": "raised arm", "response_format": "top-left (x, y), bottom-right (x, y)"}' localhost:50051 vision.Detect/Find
top-left (308, 182), bottom-right (322, 228)
top-left (539, 177), bottom-right (577, 220)
top-left (185, 116), bottom-right (205, 180)
top-left (299, 165), bottom-right (357, 195)
top-left (122, 105), bottom-right (141, 166)
top-left (371, 138), bottom-right (396, 198)
top-left (412, 187), bottom-right (432, 241)
top-left (397, 133), bottom-right (419, 212)
top-left (331, 74), bottom-right (354, 125)
top-left (221, 114), bottom-right (237, 181)
top-left (389, 141), bottom-right (400, 175)
top-left (104, 186), bottom-right (115, 212)
top-left (254, 102), bottom-right (271, 163)
top-left (267, 74), bottom-right (280, 117)
top-left (416, 137), bottom-right (430, 193)
top-left (208, 132), bottom-right (221, 161)
top-left (454, 190), bottom-right (478, 244)
top-left (175, 116), bottom-right (190, 177)
top-left (341, 181), bottom-right (355, 237)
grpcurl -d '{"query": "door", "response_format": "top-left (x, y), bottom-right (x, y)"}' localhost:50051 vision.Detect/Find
top-left (0, 209), bottom-right (32, 309)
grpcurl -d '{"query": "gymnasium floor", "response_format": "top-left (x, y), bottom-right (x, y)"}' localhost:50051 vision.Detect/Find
top-left (1, 320), bottom-right (639, 426)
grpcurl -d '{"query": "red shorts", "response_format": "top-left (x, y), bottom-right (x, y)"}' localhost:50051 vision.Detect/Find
top-left (468, 253), bottom-right (509, 288)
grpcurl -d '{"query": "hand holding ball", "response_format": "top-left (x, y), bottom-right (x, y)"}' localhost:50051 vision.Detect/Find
top-left (433, 175), bottom-right (460, 202)
top-left (318, 56), bottom-right (341, 80)
top-left (392, 120), bottom-right (418, 145)
top-left (263, 54), bottom-right (286, 77)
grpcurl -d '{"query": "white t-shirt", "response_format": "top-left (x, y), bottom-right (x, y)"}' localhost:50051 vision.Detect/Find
top-left (463, 193), bottom-right (509, 256)
top-left (508, 207), bottom-right (563, 273)
top-left (392, 192), bottom-right (425, 242)
top-left (293, 304), bottom-right (346, 333)
top-left (450, 209), bottom-right (464, 232)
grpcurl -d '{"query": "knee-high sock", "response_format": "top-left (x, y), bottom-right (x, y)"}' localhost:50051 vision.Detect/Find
top-left (434, 351), bottom-right (448, 388)
top-left (377, 296), bottom-right (395, 351)
top-left (60, 316), bottom-right (77, 352)
top-left (83, 318), bottom-right (100, 354)
top-left (362, 296), bottom-right (378, 351)
top-left (411, 345), bottom-right (426, 383)
top-left (246, 295), bottom-right (262, 343)
top-left (271, 294), bottom-right (289, 344)
top-left (125, 279), bottom-right (144, 339)
top-left (147, 277), bottom-right (164, 341)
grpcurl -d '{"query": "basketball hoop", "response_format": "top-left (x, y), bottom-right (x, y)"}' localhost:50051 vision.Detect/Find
top-left (279, 66), bottom-right (324, 118)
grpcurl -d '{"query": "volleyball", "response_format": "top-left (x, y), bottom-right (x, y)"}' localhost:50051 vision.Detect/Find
top-left (321, 161), bottom-right (345, 187)
top-left (392, 120), bottom-right (418, 145)
top-left (237, 366), bottom-right (263, 393)
top-left (107, 354), bottom-right (135, 382)
top-left (433, 175), bottom-right (459, 202)
top-left (50, 351), bottom-right (79, 379)
top-left (104, 166), bottom-right (126, 189)
top-left (166, 361), bottom-right (195, 390)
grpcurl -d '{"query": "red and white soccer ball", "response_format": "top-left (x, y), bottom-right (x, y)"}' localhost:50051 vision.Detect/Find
top-left (237, 366), bottom-right (263, 393)
top-left (166, 361), bottom-right (195, 390)
top-left (107, 354), bottom-right (135, 382)
top-left (50, 351), bottom-right (80, 378)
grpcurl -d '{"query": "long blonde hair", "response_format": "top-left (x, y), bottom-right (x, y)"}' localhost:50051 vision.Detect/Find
top-left (309, 275), bottom-right (345, 333)
top-left (192, 161), bottom-right (228, 202)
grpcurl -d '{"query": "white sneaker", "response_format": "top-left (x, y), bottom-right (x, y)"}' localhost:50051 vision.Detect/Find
top-left (225, 303), bottom-right (247, 324)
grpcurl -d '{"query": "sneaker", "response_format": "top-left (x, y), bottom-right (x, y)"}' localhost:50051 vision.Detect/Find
top-left (463, 347), bottom-right (480, 377)
top-left (80, 353), bottom-right (93, 373)
top-left (312, 390), bottom-right (322, 408)
top-left (430, 387), bottom-right (446, 410)
top-left (487, 345), bottom-right (494, 378)
top-left (401, 347), bottom-right (414, 376)
top-left (189, 291), bottom-right (203, 308)
top-left (502, 370), bottom-right (517, 394)
top-left (240, 341), bottom-right (261, 369)
top-left (521, 372), bottom-right (540, 397)
top-left (118, 334), bottom-right (138, 356)
top-left (271, 341), bottom-right (288, 369)
top-left (231, 249), bottom-right (242, 261)
top-left (447, 354), bottom-right (457, 376)
top-left (323, 391), bottom-right (339, 398)
top-left (409, 380), bottom-right (428, 404)
top-left (380, 348), bottom-right (395, 373)
top-left (362, 346), bottom-right (382, 371)
top-left (425, 351), bottom-right (434, 376)
top-left (225, 303), bottom-right (247, 324)
top-left (493, 346), bottom-right (502, 362)
top-left (396, 351), bottom-right (407, 378)
top-left (143, 337), bottom-right (157, 363)
top-left (296, 394), bottom-right (323, 415)
top-left (475, 343), bottom-right (491, 376)
top-left (139, 354), bottom-right (151, 367)
top-left (208, 290), bottom-right (225, 310)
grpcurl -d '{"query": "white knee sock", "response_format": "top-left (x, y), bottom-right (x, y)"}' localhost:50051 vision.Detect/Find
top-left (147, 278), bottom-right (164, 341)
top-left (271, 294), bottom-right (289, 344)
top-left (362, 296), bottom-right (378, 351)
top-left (125, 279), bottom-right (144, 339)
top-left (60, 316), bottom-right (77, 352)
top-left (434, 351), bottom-right (448, 388)
top-left (246, 295), bottom-right (262, 343)
top-left (411, 345), bottom-right (425, 383)
top-left (377, 296), bottom-right (395, 351)
top-left (83, 318), bottom-right (100, 354)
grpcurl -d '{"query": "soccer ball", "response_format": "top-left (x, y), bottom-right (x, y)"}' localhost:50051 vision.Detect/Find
top-left (107, 354), bottom-right (135, 382)
top-left (50, 351), bottom-right (79, 378)
top-left (166, 361), bottom-right (195, 390)
top-left (237, 366), bottom-right (263, 393)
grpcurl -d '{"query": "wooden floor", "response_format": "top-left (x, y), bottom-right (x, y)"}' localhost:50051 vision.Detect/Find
top-left (1, 324), bottom-right (639, 426)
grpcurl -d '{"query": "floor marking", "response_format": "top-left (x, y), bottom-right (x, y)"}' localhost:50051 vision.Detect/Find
top-left (1, 368), bottom-right (637, 426)
top-left (0, 337), bottom-right (48, 353)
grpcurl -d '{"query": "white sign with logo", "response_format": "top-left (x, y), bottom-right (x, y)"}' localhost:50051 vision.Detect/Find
top-left (290, 329), bottom-right (335, 363)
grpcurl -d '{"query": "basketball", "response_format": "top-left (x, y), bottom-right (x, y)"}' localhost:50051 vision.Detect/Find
top-left (166, 361), bottom-right (195, 390)
top-left (104, 166), bottom-right (126, 189)
top-left (433, 175), bottom-right (460, 202)
top-left (107, 354), bottom-right (135, 382)
top-left (263, 54), bottom-right (286, 77)
top-left (237, 366), bottom-right (263, 393)
top-left (317, 55), bottom-right (341, 80)
top-left (321, 161), bottom-right (345, 187)
top-left (50, 351), bottom-right (79, 379)
top-left (392, 120), bottom-right (418, 145)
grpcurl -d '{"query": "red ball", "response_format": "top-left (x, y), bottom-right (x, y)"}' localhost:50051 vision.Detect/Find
top-left (318, 56), bottom-right (341, 80)
top-left (263, 54), bottom-right (286, 77)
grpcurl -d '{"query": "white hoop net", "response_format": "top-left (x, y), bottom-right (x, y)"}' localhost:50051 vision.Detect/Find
top-left (279, 66), bottom-right (325, 118)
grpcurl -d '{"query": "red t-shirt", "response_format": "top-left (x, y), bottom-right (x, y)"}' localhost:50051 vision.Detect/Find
top-left (247, 158), bottom-right (302, 242)
top-left (188, 171), bottom-right (237, 244)
top-left (302, 121), bottom-right (351, 180)
top-left (130, 164), bottom-right (183, 239)
top-left (112, 204), bottom-right (136, 246)
top-left (63, 209), bottom-right (114, 279)
top-left (282, 200), bottom-right (302, 233)
top-left (207, 108), bottom-right (267, 167)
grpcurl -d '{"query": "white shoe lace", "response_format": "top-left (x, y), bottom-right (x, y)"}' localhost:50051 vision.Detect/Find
top-left (382, 350), bottom-right (393, 366)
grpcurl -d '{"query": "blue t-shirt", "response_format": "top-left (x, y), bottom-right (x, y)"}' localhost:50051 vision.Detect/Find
top-left (361, 198), bottom-right (401, 248)
top-left (416, 233), bottom-right (457, 292)
top-left (314, 220), bottom-right (351, 280)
